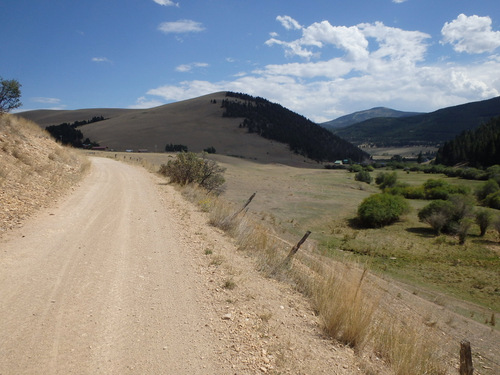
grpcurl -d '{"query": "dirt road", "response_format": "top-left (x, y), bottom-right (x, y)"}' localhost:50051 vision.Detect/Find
top-left (0, 157), bottom-right (229, 374)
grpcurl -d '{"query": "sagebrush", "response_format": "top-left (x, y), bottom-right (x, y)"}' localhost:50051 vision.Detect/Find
top-left (159, 152), bottom-right (225, 194)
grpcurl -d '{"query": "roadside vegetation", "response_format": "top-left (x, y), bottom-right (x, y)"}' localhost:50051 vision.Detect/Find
top-left (157, 152), bottom-right (449, 374)
top-left (98, 149), bottom-right (499, 373)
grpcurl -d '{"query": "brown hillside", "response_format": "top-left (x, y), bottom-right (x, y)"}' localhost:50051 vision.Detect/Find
top-left (19, 92), bottom-right (319, 167)
top-left (0, 114), bottom-right (88, 236)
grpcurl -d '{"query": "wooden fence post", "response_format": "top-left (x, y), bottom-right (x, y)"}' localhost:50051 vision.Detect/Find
top-left (460, 340), bottom-right (473, 375)
top-left (229, 192), bottom-right (256, 220)
top-left (284, 231), bottom-right (312, 265)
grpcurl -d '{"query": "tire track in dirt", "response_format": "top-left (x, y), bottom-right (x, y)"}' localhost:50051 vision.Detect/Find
top-left (0, 157), bottom-right (228, 374)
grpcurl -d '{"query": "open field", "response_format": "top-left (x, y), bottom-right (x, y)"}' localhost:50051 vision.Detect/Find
top-left (100, 151), bottom-right (499, 320)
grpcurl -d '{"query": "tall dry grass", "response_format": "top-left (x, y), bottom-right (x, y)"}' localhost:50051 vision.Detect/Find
top-left (175, 182), bottom-right (447, 374)
top-left (314, 266), bottom-right (377, 348)
top-left (372, 317), bottom-right (447, 375)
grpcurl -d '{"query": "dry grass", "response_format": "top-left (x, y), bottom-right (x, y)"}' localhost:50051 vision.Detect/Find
top-left (371, 318), bottom-right (447, 375)
top-left (177, 184), bottom-right (446, 374)
top-left (314, 266), bottom-right (377, 348)
top-left (0, 114), bottom-right (89, 234)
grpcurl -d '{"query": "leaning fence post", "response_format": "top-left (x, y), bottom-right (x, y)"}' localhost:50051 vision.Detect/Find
top-left (229, 192), bottom-right (256, 220)
top-left (284, 231), bottom-right (312, 265)
top-left (459, 340), bottom-right (473, 375)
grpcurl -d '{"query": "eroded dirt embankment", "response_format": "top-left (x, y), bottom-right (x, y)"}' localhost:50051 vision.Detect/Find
top-left (0, 115), bottom-right (88, 235)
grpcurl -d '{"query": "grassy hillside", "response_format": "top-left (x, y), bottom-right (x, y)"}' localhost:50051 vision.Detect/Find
top-left (0, 114), bottom-right (88, 235)
top-left (19, 92), bottom-right (369, 166)
top-left (332, 96), bottom-right (500, 147)
top-left (221, 92), bottom-right (369, 162)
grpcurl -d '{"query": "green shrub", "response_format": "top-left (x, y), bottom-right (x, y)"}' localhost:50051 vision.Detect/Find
top-left (355, 170), bottom-right (372, 184)
top-left (349, 164), bottom-right (363, 173)
top-left (476, 179), bottom-right (500, 203)
top-left (418, 200), bottom-right (455, 234)
top-left (364, 165), bottom-right (375, 172)
top-left (418, 195), bottom-right (474, 234)
top-left (159, 152), bottom-right (225, 194)
top-left (475, 209), bottom-right (493, 236)
top-left (375, 172), bottom-right (398, 190)
top-left (485, 190), bottom-right (500, 209)
top-left (402, 185), bottom-right (426, 199)
top-left (357, 193), bottom-right (410, 228)
top-left (423, 179), bottom-right (470, 200)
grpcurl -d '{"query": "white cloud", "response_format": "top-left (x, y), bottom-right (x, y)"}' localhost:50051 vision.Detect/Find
top-left (128, 96), bottom-right (165, 109)
top-left (441, 14), bottom-right (500, 54)
top-left (276, 15), bottom-right (302, 30)
top-left (153, 0), bottom-right (179, 7)
top-left (392, 0), bottom-right (408, 3)
top-left (175, 62), bottom-right (209, 72)
top-left (92, 57), bottom-right (112, 63)
top-left (139, 17), bottom-right (500, 122)
top-left (158, 20), bottom-right (205, 34)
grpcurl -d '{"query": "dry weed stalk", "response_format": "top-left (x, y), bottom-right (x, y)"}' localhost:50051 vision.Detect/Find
top-left (179, 183), bottom-right (447, 374)
top-left (314, 265), bottom-right (376, 348)
top-left (372, 317), bottom-right (447, 375)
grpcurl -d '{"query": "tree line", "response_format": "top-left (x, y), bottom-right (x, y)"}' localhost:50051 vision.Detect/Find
top-left (435, 116), bottom-right (500, 167)
top-left (45, 116), bottom-right (105, 148)
top-left (221, 92), bottom-right (369, 163)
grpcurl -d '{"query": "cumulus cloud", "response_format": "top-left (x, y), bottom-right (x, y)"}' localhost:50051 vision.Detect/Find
top-left (441, 14), bottom-right (500, 53)
top-left (175, 62), bottom-right (209, 72)
top-left (153, 0), bottom-right (179, 6)
top-left (139, 16), bottom-right (500, 122)
top-left (158, 20), bottom-right (205, 34)
top-left (276, 15), bottom-right (302, 30)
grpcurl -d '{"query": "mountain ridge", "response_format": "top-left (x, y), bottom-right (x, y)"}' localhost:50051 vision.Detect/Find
top-left (321, 107), bottom-right (423, 130)
top-left (331, 96), bottom-right (500, 147)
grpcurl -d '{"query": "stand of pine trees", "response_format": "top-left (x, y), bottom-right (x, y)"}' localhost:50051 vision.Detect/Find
top-left (435, 116), bottom-right (500, 167)
top-left (221, 92), bottom-right (369, 163)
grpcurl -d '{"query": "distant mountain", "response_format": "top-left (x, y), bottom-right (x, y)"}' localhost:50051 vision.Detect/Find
top-left (321, 107), bottom-right (422, 130)
top-left (331, 96), bottom-right (500, 147)
top-left (18, 91), bottom-right (369, 166)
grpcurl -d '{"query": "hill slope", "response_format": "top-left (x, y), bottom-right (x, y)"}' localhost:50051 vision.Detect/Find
top-left (221, 92), bottom-right (369, 162)
top-left (20, 92), bottom-right (368, 165)
top-left (331, 96), bottom-right (500, 147)
top-left (0, 114), bottom-right (88, 235)
top-left (321, 107), bottom-right (422, 130)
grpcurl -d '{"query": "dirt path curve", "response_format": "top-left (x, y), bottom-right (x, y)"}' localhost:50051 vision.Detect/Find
top-left (0, 157), bottom-right (229, 374)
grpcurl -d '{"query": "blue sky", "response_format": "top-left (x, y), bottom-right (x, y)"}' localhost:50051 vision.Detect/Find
top-left (1, 0), bottom-right (500, 122)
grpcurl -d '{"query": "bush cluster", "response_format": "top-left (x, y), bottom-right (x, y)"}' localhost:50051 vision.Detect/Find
top-left (357, 193), bottom-right (410, 228)
top-left (476, 178), bottom-right (500, 209)
top-left (355, 170), bottom-right (372, 184)
top-left (159, 152), bottom-right (225, 194)
top-left (418, 194), bottom-right (474, 237)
